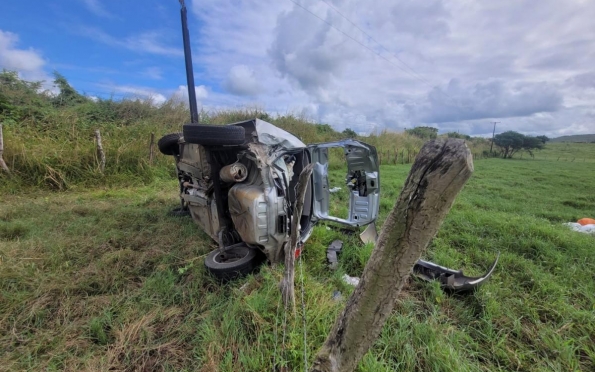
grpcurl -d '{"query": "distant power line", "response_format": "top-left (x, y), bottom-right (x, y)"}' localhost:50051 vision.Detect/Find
top-left (286, 0), bottom-right (461, 106)
top-left (317, 0), bottom-right (434, 86)
top-left (286, 0), bottom-right (431, 86)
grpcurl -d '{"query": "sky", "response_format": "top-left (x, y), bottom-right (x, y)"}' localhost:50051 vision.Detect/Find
top-left (1, 0), bottom-right (594, 137)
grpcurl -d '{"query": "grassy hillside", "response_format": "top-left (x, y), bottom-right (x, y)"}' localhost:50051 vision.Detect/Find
top-left (1, 158), bottom-right (594, 371)
top-left (0, 71), bottom-right (490, 193)
top-left (550, 134), bottom-right (595, 143)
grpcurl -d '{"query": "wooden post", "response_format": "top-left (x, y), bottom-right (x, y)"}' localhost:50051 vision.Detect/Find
top-left (310, 139), bottom-right (473, 372)
top-left (149, 133), bottom-right (155, 164)
top-left (0, 124), bottom-right (10, 174)
top-left (95, 129), bottom-right (106, 173)
top-left (281, 163), bottom-right (314, 311)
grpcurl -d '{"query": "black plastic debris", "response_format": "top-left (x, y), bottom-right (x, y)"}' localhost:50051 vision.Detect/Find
top-left (327, 240), bottom-right (343, 270)
top-left (412, 254), bottom-right (499, 293)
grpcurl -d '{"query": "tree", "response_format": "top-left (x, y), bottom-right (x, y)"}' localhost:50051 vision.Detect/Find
top-left (536, 135), bottom-right (549, 144)
top-left (52, 72), bottom-right (87, 107)
top-left (522, 135), bottom-right (544, 157)
top-left (316, 123), bottom-right (335, 134)
top-left (494, 131), bottom-right (525, 158)
top-left (406, 126), bottom-right (438, 140)
top-left (0, 69), bottom-right (51, 123)
top-left (494, 131), bottom-right (544, 158)
top-left (342, 128), bottom-right (357, 138)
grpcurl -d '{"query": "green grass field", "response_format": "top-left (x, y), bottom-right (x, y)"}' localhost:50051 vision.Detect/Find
top-left (518, 142), bottom-right (595, 162)
top-left (1, 155), bottom-right (594, 371)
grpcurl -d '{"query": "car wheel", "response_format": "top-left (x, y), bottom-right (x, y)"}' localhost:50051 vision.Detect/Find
top-left (158, 133), bottom-right (183, 156)
top-left (204, 244), bottom-right (262, 281)
top-left (183, 124), bottom-right (245, 146)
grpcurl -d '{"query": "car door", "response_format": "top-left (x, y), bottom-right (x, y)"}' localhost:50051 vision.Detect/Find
top-left (307, 139), bottom-right (380, 227)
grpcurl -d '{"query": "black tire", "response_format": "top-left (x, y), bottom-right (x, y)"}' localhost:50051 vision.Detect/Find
top-left (183, 124), bottom-right (245, 146)
top-left (168, 206), bottom-right (190, 217)
top-left (204, 244), bottom-right (262, 281)
top-left (158, 133), bottom-right (182, 156)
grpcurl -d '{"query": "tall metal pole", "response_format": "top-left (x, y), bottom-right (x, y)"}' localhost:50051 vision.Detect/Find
top-left (489, 121), bottom-right (500, 154)
top-left (180, 0), bottom-right (199, 123)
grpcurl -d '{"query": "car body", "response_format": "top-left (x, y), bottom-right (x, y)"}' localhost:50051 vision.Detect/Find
top-left (159, 119), bottom-right (379, 277)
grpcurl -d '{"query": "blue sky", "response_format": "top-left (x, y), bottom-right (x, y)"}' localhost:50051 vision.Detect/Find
top-left (0, 0), bottom-right (196, 100)
top-left (1, 0), bottom-right (594, 136)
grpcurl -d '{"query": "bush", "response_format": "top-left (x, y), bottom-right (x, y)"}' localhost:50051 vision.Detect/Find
top-left (406, 126), bottom-right (438, 140)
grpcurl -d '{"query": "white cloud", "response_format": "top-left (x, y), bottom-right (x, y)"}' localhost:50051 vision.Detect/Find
top-left (98, 84), bottom-right (168, 105)
top-left (174, 85), bottom-right (209, 102)
top-left (224, 65), bottom-right (262, 96)
top-left (179, 0), bottom-right (595, 137)
top-left (0, 30), bottom-right (48, 82)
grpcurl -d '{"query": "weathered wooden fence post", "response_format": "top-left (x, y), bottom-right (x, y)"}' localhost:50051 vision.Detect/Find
top-left (0, 124), bottom-right (10, 174)
top-left (281, 164), bottom-right (314, 311)
top-left (149, 132), bottom-right (155, 164)
top-left (94, 129), bottom-right (106, 173)
top-left (310, 139), bottom-right (473, 372)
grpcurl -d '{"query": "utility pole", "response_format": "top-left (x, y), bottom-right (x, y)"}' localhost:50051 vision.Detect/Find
top-left (489, 121), bottom-right (500, 154)
top-left (180, 0), bottom-right (199, 123)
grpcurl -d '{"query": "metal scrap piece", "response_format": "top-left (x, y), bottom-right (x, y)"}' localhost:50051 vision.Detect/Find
top-left (412, 254), bottom-right (499, 293)
top-left (327, 240), bottom-right (343, 270)
top-left (359, 222), bottom-right (378, 244)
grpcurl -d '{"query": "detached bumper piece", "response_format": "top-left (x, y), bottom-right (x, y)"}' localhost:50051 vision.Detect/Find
top-left (412, 254), bottom-right (499, 293)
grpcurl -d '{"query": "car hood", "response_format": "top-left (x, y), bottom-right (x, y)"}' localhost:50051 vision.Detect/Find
top-left (233, 119), bottom-right (307, 150)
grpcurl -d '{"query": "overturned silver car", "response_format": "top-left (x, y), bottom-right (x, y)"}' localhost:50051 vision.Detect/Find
top-left (159, 119), bottom-right (379, 279)
top-left (158, 119), bottom-right (496, 291)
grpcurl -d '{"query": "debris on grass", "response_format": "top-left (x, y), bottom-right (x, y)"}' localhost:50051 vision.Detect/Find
top-left (564, 222), bottom-right (595, 234)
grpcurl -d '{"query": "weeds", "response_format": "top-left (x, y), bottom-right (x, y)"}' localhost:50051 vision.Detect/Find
top-left (1, 159), bottom-right (594, 371)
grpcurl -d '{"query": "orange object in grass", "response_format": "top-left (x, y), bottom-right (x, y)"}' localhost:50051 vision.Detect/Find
top-left (577, 218), bottom-right (595, 226)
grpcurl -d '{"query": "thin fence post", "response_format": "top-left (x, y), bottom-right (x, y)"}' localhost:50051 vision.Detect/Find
top-left (149, 133), bottom-right (155, 164)
top-left (95, 129), bottom-right (106, 174)
top-left (0, 124), bottom-right (10, 174)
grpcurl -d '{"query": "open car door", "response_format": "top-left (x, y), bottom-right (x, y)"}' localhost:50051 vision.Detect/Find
top-left (308, 139), bottom-right (380, 227)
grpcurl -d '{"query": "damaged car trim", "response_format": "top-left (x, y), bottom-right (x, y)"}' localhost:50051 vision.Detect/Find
top-left (412, 254), bottom-right (499, 292)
